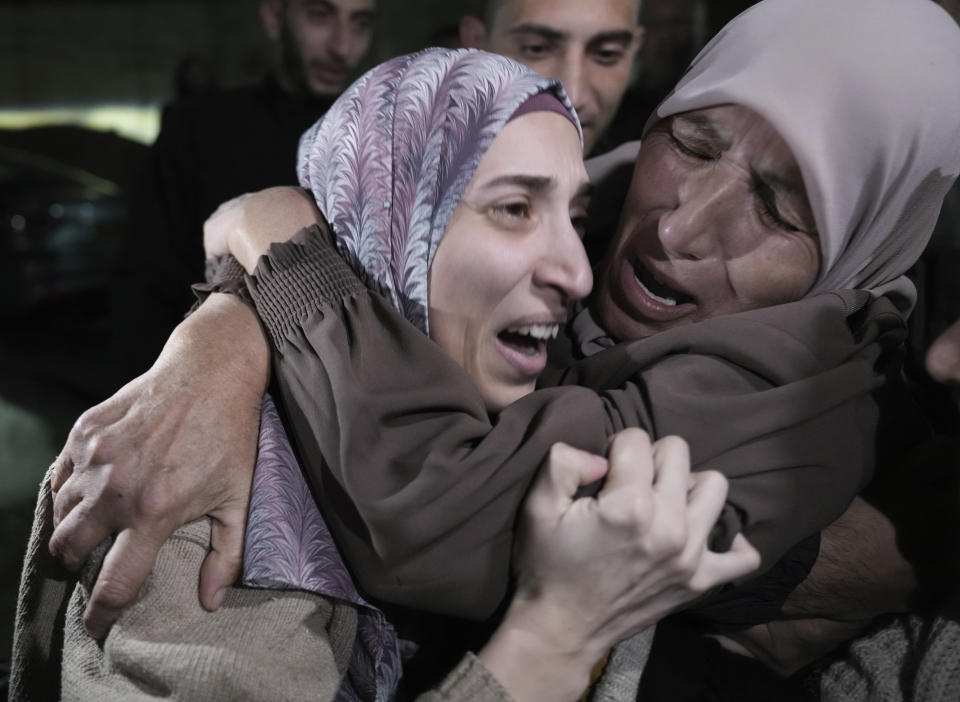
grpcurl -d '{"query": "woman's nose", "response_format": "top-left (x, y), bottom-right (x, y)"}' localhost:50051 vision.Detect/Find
top-left (658, 169), bottom-right (738, 261)
top-left (533, 220), bottom-right (593, 303)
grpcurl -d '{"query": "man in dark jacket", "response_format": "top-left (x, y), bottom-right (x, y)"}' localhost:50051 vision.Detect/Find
top-left (115, 0), bottom-right (375, 378)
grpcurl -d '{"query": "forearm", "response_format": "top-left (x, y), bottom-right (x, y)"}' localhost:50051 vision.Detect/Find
top-left (174, 292), bottom-right (271, 395)
top-left (268, 295), bottom-right (612, 617)
top-left (719, 497), bottom-right (916, 676)
top-left (780, 497), bottom-right (915, 620)
top-left (720, 617), bottom-right (871, 677)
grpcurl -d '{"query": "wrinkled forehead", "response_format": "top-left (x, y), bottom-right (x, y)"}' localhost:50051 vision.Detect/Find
top-left (489, 0), bottom-right (640, 36)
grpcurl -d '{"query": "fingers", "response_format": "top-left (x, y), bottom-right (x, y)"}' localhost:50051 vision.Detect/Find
top-left (684, 470), bottom-right (729, 547)
top-left (531, 442), bottom-right (609, 509)
top-left (651, 435), bottom-right (690, 508)
top-left (696, 533), bottom-right (762, 590)
top-left (83, 528), bottom-right (168, 640)
top-left (601, 428), bottom-right (654, 495)
top-left (50, 453), bottom-right (74, 495)
top-left (199, 515), bottom-right (246, 611)
top-left (49, 497), bottom-right (114, 571)
top-left (682, 471), bottom-right (760, 590)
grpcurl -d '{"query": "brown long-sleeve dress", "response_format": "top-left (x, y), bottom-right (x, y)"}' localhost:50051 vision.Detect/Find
top-left (246, 222), bottom-right (911, 621)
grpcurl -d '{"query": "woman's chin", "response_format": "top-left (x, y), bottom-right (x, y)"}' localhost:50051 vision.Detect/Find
top-left (480, 380), bottom-right (537, 415)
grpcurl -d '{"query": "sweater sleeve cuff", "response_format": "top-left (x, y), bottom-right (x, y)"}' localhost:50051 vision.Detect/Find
top-left (432, 653), bottom-right (514, 702)
top-left (246, 222), bottom-right (367, 350)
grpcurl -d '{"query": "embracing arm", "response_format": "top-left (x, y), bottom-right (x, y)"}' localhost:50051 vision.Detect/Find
top-left (49, 293), bottom-right (269, 637)
top-left (245, 224), bottom-right (896, 619)
top-left (47, 188), bottom-right (321, 637)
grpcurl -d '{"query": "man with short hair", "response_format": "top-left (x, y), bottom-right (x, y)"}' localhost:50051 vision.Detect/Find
top-left (459, 0), bottom-right (644, 155)
top-left (261, 0), bottom-right (375, 98)
top-left (115, 0), bottom-right (375, 379)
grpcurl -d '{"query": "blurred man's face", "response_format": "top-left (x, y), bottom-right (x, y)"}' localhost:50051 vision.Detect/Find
top-left (468, 0), bottom-right (642, 154)
top-left (262, 0), bottom-right (375, 98)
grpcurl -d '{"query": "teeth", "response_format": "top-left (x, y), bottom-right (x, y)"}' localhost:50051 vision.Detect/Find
top-left (505, 323), bottom-right (560, 340)
top-left (633, 269), bottom-right (678, 306)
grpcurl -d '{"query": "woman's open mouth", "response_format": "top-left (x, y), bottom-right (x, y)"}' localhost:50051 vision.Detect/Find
top-left (498, 323), bottom-right (559, 356)
top-left (632, 262), bottom-right (694, 307)
top-left (496, 323), bottom-right (559, 377)
top-left (616, 258), bottom-right (697, 323)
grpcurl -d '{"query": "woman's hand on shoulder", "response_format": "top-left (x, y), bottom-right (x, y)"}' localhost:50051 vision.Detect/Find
top-left (203, 186), bottom-right (320, 272)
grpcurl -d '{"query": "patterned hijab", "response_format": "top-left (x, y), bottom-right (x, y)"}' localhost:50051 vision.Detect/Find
top-left (296, 47), bottom-right (579, 334)
top-left (651, 0), bottom-right (960, 311)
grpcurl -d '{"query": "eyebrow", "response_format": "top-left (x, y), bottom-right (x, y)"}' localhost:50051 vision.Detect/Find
top-left (481, 174), bottom-right (557, 193)
top-left (672, 114), bottom-right (730, 150)
top-left (508, 23), bottom-right (568, 43)
top-left (479, 175), bottom-right (594, 199)
top-left (586, 30), bottom-right (636, 46)
top-left (507, 24), bottom-right (634, 46)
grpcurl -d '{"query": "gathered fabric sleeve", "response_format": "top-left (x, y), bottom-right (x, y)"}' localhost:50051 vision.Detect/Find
top-left (543, 290), bottom-right (910, 600)
top-left (246, 224), bottom-right (907, 621)
top-left (246, 224), bottom-right (617, 620)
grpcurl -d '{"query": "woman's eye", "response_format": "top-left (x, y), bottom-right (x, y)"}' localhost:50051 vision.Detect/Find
top-left (670, 133), bottom-right (713, 161)
top-left (490, 201), bottom-right (532, 223)
top-left (758, 196), bottom-right (800, 232)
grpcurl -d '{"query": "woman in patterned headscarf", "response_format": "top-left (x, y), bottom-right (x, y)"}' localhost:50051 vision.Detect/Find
top-left (15, 48), bottom-right (750, 702)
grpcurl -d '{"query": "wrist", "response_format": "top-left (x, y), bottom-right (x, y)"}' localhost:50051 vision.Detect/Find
top-left (226, 189), bottom-right (320, 273)
top-left (478, 596), bottom-right (602, 702)
top-left (174, 293), bottom-right (271, 394)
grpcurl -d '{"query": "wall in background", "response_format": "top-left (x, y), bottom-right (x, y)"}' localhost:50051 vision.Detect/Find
top-left (0, 0), bottom-right (463, 110)
top-left (0, 1), bottom-right (270, 108)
